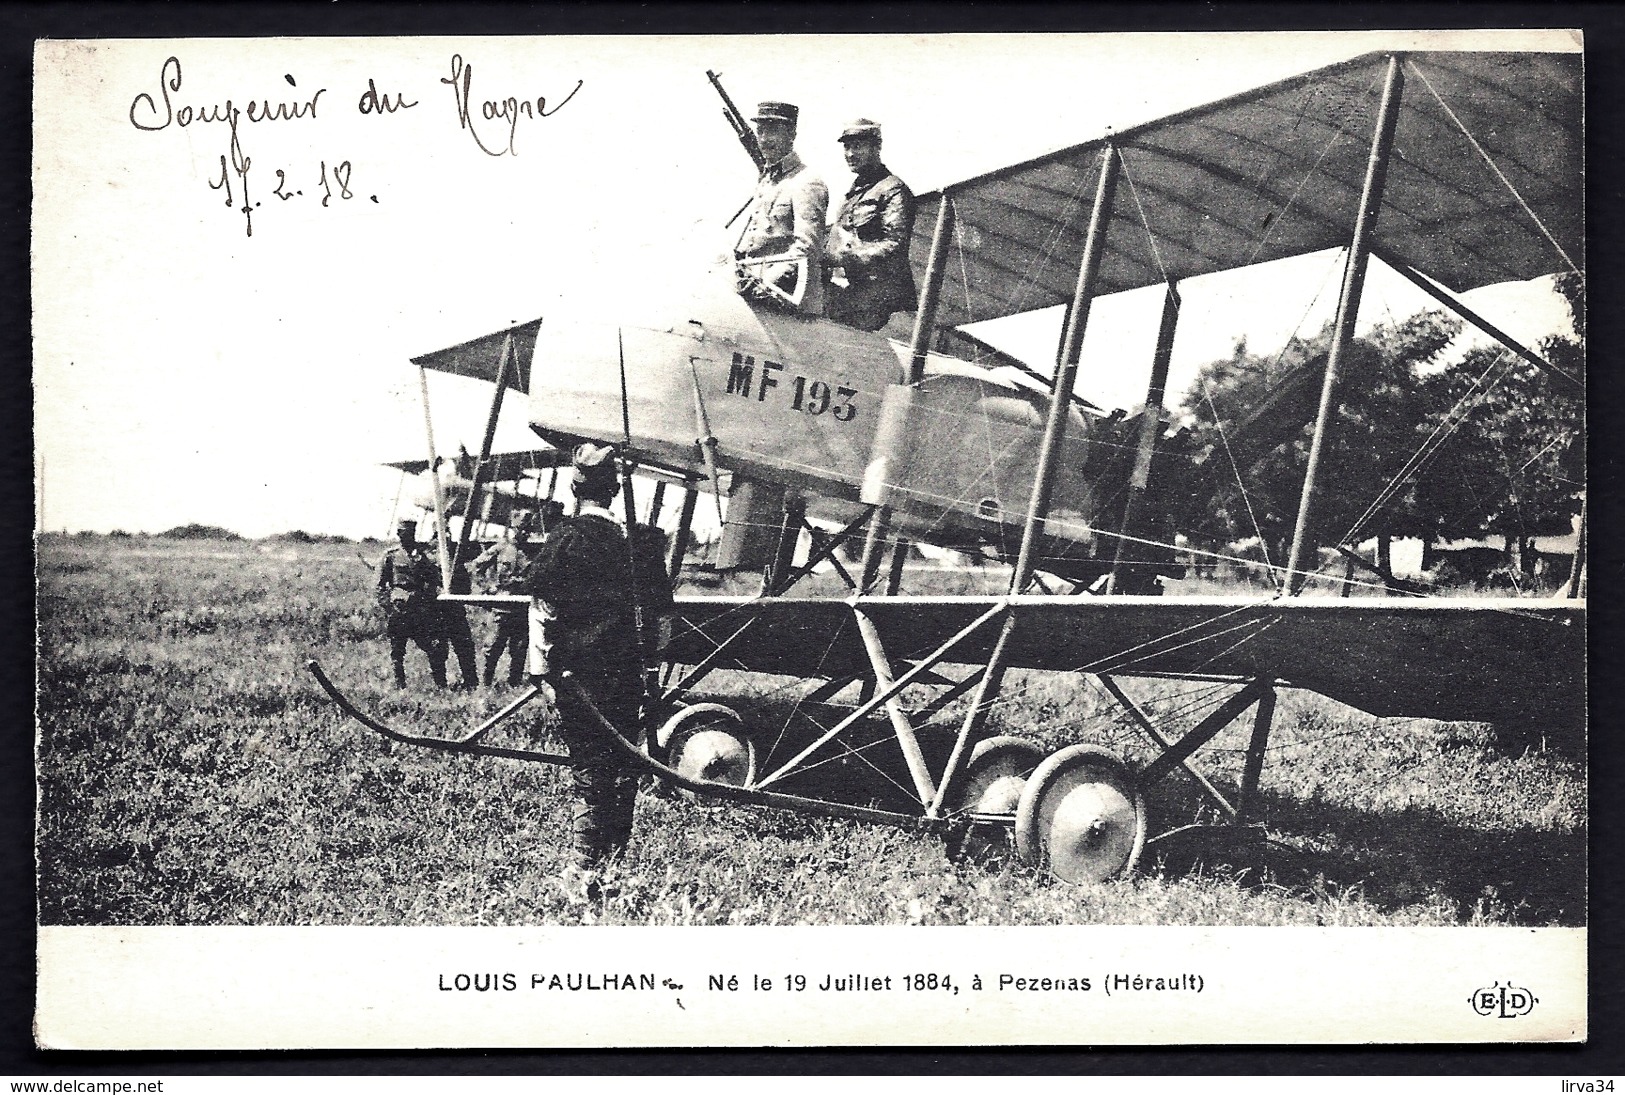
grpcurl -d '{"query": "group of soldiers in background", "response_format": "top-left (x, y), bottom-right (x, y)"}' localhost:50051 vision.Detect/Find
top-left (373, 501), bottom-right (563, 691)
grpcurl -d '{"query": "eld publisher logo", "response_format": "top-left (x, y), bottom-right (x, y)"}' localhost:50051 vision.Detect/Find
top-left (1470, 981), bottom-right (1538, 1018)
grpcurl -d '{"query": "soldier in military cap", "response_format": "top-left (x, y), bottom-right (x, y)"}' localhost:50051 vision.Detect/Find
top-left (526, 443), bottom-right (674, 878)
top-left (475, 512), bottom-right (539, 687)
top-left (734, 101), bottom-right (830, 316)
top-left (375, 517), bottom-right (448, 689)
top-left (824, 118), bottom-right (917, 332)
top-left (438, 542), bottom-right (481, 691)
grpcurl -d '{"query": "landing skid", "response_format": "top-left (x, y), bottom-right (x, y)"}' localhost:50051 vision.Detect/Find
top-left (305, 659), bottom-right (569, 765)
top-left (307, 660), bottom-right (938, 831)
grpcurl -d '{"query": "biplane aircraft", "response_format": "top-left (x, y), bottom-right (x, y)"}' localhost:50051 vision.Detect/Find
top-left (384, 450), bottom-right (567, 532)
top-left (311, 49), bottom-right (1585, 884)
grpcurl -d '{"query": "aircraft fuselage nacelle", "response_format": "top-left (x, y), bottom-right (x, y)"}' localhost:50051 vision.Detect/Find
top-left (525, 281), bottom-right (1112, 572)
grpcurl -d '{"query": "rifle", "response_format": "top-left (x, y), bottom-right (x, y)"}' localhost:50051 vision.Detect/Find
top-left (706, 69), bottom-right (765, 174)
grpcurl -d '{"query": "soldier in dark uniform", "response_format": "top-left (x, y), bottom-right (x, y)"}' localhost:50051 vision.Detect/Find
top-left (823, 118), bottom-right (917, 332)
top-left (527, 444), bottom-right (674, 875)
top-left (375, 518), bottom-right (447, 689)
top-left (475, 513), bottom-right (538, 687)
top-left (438, 543), bottom-right (480, 690)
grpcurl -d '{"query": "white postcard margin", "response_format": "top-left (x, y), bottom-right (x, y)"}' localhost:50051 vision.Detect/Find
top-left (36, 925), bottom-right (1583, 1048)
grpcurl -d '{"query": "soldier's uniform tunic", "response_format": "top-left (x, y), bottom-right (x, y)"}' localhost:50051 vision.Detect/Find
top-left (735, 150), bottom-right (830, 316)
top-left (375, 540), bottom-right (447, 688)
top-left (527, 504), bottom-right (673, 867)
top-left (824, 163), bottom-right (917, 331)
top-left (475, 536), bottom-right (533, 686)
top-left (438, 550), bottom-right (480, 689)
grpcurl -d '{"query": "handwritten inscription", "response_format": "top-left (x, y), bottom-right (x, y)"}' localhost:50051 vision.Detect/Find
top-left (130, 57), bottom-right (334, 236)
top-left (357, 78), bottom-right (418, 116)
top-left (441, 53), bottom-right (583, 157)
top-left (127, 52), bottom-right (580, 237)
top-left (128, 56), bottom-right (328, 132)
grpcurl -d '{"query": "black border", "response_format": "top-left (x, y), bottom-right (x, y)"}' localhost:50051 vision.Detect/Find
top-left (9, 0), bottom-right (1621, 1078)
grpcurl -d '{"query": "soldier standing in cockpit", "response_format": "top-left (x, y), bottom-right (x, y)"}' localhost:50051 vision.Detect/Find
top-left (824, 118), bottom-right (917, 332)
top-left (734, 101), bottom-right (829, 316)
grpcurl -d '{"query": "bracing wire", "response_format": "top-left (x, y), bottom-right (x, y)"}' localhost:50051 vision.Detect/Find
top-left (760, 617), bottom-right (867, 769)
top-left (1198, 377), bottom-right (1281, 592)
top-left (1118, 148), bottom-right (1173, 287)
top-left (1244, 66), bottom-right (1385, 269)
top-left (386, 469), bottom-right (406, 536)
top-left (1002, 167), bottom-right (1095, 320)
top-left (1338, 348), bottom-right (1516, 548)
top-left (1406, 59), bottom-right (1580, 277)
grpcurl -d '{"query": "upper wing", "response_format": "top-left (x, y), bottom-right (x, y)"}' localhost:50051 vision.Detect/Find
top-left (383, 448), bottom-right (566, 480)
top-left (912, 51), bottom-right (1582, 328)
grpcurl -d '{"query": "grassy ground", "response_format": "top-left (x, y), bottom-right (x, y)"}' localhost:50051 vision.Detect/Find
top-left (34, 535), bottom-right (1585, 926)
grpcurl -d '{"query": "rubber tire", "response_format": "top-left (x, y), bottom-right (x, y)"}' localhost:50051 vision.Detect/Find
top-left (1015, 744), bottom-right (1145, 884)
top-left (947, 735), bottom-right (1044, 864)
top-left (656, 703), bottom-right (757, 788)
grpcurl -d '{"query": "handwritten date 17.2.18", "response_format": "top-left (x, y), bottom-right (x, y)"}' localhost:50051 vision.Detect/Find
top-left (208, 155), bottom-right (371, 235)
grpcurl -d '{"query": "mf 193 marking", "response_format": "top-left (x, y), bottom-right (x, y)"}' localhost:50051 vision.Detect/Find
top-left (727, 352), bottom-right (857, 421)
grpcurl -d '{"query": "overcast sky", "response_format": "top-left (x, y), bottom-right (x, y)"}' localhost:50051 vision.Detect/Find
top-left (33, 29), bottom-right (1579, 538)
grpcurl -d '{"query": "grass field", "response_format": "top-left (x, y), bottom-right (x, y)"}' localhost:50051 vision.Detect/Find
top-left (35, 534), bottom-right (1585, 927)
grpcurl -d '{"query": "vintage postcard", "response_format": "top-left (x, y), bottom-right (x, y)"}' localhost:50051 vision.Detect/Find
top-left (33, 30), bottom-right (1585, 1048)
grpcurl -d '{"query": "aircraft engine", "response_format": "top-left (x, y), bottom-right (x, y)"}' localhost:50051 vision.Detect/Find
top-left (862, 373), bottom-right (1101, 565)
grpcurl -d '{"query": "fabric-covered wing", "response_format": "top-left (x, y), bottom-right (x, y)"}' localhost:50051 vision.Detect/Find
top-left (383, 448), bottom-right (566, 479)
top-left (667, 595), bottom-right (1584, 737)
top-left (409, 319), bottom-right (543, 393)
top-left (914, 51), bottom-right (1582, 328)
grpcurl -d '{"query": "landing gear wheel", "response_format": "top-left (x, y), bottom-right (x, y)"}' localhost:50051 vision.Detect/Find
top-left (1015, 745), bottom-right (1145, 883)
top-left (655, 704), bottom-right (756, 788)
top-left (947, 735), bottom-right (1043, 864)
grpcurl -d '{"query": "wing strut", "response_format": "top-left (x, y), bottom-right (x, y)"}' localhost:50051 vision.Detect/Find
top-left (857, 193), bottom-right (957, 594)
top-left (1283, 54), bottom-right (1404, 594)
top-left (668, 479), bottom-right (699, 584)
top-left (687, 358), bottom-right (727, 528)
top-left (1566, 493), bottom-right (1587, 599)
top-left (452, 331), bottom-right (517, 570)
top-left (932, 142), bottom-right (1123, 819)
top-left (1375, 249), bottom-right (1583, 394)
top-left (417, 365), bottom-right (454, 587)
top-left (1107, 281), bottom-right (1180, 593)
top-left (616, 328), bottom-right (655, 712)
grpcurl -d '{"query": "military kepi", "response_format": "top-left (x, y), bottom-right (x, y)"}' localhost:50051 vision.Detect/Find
top-left (838, 118), bottom-right (881, 143)
top-left (571, 442), bottom-right (619, 489)
top-left (752, 101), bottom-right (799, 125)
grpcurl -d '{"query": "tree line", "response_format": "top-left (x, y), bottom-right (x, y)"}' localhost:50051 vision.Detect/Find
top-left (1167, 274), bottom-right (1584, 587)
